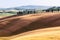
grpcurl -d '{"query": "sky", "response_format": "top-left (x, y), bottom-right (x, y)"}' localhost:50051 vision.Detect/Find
top-left (0, 0), bottom-right (60, 8)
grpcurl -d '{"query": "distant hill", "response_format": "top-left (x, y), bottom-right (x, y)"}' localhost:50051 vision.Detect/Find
top-left (14, 5), bottom-right (51, 10)
top-left (44, 6), bottom-right (60, 11)
top-left (0, 5), bottom-right (52, 10)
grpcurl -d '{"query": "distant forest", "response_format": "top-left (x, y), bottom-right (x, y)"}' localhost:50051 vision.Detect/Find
top-left (43, 6), bottom-right (60, 12)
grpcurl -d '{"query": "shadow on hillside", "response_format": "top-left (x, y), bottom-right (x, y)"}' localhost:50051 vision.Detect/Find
top-left (12, 17), bottom-right (60, 36)
top-left (0, 14), bottom-right (60, 37)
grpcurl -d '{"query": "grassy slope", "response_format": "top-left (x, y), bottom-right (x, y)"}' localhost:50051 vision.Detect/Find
top-left (0, 13), bottom-right (16, 18)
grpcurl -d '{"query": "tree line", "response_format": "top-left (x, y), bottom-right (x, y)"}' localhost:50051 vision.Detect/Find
top-left (43, 6), bottom-right (60, 12)
top-left (17, 9), bottom-right (37, 15)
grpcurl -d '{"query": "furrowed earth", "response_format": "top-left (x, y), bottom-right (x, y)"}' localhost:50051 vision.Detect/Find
top-left (0, 12), bottom-right (60, 40)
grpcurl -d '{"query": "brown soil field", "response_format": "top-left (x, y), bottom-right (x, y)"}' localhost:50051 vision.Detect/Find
top-left (0, 12), bottom-right (60, 40)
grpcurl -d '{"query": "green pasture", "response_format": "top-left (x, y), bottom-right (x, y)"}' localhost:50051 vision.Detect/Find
top-left (0, 13), bottom-right (17, 17)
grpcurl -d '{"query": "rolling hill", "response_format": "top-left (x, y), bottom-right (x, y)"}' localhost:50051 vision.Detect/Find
top-left (0, 5), bottom-right (51, 10)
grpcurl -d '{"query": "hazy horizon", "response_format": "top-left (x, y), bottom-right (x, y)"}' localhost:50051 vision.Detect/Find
top-left (0, 0), bottom-right (60, 8)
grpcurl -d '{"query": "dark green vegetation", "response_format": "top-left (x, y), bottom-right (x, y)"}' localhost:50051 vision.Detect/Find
top-left (43, 6), bottom-right (60, 12)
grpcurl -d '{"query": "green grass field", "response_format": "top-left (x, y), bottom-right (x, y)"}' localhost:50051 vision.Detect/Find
top-left (0, 13), bottom-right (17, 18)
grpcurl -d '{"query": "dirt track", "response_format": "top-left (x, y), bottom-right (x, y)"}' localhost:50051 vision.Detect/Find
top-left (0, 12), bottom-right (60, 37)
